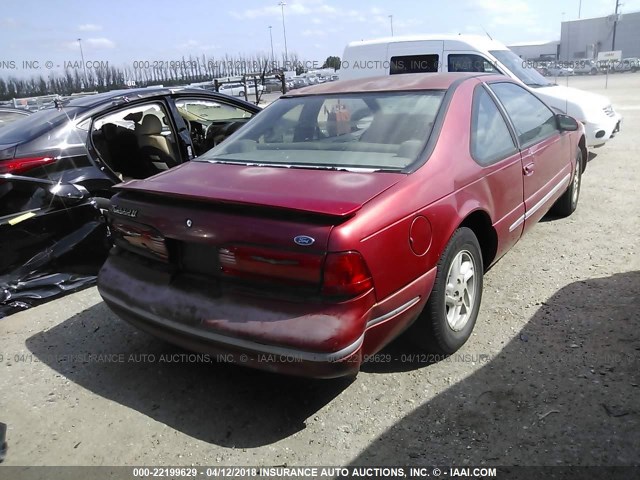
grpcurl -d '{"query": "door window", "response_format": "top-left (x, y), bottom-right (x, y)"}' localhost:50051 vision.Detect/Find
top-left (91, 103), bottom-right (179, 180)
top-left (448, 54), bottom-right (498, 73)
top-left (174, 98), bottom-right (255, 155)
top-left (470, 87), bottom-right (518, 165)
top-left (489, 82), bottom-right (557, 147)
top-left (390, 54), bottom-right (440, 74)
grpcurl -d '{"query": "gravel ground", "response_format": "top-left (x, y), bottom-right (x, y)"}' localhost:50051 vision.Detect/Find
top-left (0, 73), bottom-right (638, 469)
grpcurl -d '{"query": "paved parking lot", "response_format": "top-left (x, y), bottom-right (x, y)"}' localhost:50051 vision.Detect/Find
top-left (0, 73), bottom-right (638, 468)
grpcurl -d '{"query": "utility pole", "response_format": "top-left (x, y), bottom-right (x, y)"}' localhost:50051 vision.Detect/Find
top-left (77, 38), bottom-right (88, 89)
top-left (268, 26), bottom-right (275, 69)
top-left (612, 0), bottom-right (621, 51)
top-left (578, 0), bottom-right (582, 18)
top-left (389, 15), bottom-right (394, 36)
top-left (279, 1), bottom-right (288, 69)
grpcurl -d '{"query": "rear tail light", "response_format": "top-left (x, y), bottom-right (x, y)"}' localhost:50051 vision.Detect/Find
top-left (322, 251), bottom-right (373, 297)
top-left (0, 156), bottom-right (55, 174)
top-left (219, 245), bottom-right (322, 285)
top-left (111, 221), bottom-right (169, 261)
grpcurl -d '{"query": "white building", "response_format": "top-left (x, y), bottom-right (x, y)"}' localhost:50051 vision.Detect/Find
top-left (507, 40), bottom-right (560, 60)
top-left (559, 11), bottom-right (640, 60)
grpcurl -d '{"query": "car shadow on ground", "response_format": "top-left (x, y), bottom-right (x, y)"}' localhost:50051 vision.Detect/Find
top-left (25, 301), bottom-right (352, 447)
top-left (350, 271), bottom-right (640, 466)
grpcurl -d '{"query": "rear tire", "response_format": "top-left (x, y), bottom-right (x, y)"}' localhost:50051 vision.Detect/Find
top-left (410, 227), bottom-right (483, 354)
top-left (552, 150), bottom-right (582, 217)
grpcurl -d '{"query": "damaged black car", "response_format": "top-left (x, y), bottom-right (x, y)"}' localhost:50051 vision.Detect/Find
top-left (0, 87), bottom-right (260, 197)
top-left (0, 88), bottom-right (260, 315)
top-left (0, 174), bottom-right (109, 317)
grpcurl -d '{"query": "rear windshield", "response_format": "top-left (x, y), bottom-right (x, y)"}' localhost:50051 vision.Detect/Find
top-left (197, 91), bottom-right (445, 171)
top-left (0, 107), bottom-right (85, 143)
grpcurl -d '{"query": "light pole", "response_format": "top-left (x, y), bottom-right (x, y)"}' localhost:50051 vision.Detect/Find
top-left (268, 26), bottom-right (275, 70)
top-left (77, 38), bottom-right (88, 88)
top-left (612, 0), bottom-right (621, 51)
top-left (578, 0), bottom-right (582, 19)
top-left (389, 15), bottom-right (394, 36)
top-left (279, 1), bottom-right (289, 69)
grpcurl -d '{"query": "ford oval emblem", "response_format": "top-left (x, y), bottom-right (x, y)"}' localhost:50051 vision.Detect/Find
top-left (294, 235), bottom-right (315, 246)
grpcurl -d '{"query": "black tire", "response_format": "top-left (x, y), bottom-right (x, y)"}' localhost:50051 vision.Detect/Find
top-left (590, 67), bottom-right (598, 75)
top-left (552, 150), bottom-right (582, 217)
top-left (410, 227), bottom-right (483, 354)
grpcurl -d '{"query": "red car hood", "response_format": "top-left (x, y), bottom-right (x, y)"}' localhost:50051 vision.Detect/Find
top-left (116, 161), bottom-right (404, 217)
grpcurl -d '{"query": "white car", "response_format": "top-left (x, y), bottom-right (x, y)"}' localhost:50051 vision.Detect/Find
top-left (219, 82), bottom-right (264, 97)
top-left (546, 64), bottom-right (574, 77)
top-left (339, 34), bottom-right (622, 147)
top-left (613, 58), bottom-right (640, 73)
top-left (573, 59), bottom-right (599, 75)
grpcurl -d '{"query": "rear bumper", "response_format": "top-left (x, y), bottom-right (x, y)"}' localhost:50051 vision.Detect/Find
top-left (102, 290), bottom-right (364, 378)
top-left (98, 255), bottom-right (431, 378)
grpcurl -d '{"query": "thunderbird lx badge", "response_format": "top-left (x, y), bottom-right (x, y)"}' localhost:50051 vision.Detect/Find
top-left (111, 205), bottom-right (138, 218)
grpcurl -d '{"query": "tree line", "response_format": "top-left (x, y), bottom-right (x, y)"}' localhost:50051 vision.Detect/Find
top-left (0, 53), bottom-right (340, 101)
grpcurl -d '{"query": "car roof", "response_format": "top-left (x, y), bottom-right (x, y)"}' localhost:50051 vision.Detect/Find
top-left (0, 107), bottom-right (31, 114)
top-left (346, 34), bottom-right (508, 52)
top-left (63, 86), bottom-right (222, 108)
top-left (283, 72), bottom-right (498, 96)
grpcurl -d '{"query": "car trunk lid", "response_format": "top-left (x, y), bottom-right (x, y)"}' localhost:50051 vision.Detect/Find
top-left (109, 162), bottom-right (402, 295)
top-left (115, 161), bottom-right (404, 217)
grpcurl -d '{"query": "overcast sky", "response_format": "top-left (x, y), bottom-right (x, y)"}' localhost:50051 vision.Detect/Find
top-left (1, 0), bottom-right (639, 77)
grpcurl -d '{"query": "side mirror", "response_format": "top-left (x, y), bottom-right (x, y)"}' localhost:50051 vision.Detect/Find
top-left (48, 183), bottom-right (89, 205)
top-left (556, 114), bottom-right (579, 132)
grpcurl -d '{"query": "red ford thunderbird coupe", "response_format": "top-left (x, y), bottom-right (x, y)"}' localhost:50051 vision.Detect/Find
top-left (98, 73), bottom-right (586, 378)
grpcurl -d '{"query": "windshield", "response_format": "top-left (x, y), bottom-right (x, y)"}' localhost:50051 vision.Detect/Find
top-left (490, 50), bottom-right (553, 88)
top-left (0, 107), bottom-right (85, 143)
top-left (197, 91), bottom-right (445, 171)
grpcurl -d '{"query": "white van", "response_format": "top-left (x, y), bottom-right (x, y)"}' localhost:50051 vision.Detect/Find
top-left (340, 35), bottom-right (622, 148)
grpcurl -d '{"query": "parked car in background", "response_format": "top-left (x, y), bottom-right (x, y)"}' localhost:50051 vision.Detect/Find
top-left (219, 82), bottom-right (265, 97)
top-left (613, 57), bottom-right (639, 73)
top-left (573, 59), bottom-right (599, 75)
top-left (263, 78), bottom-right (284, 93)
top-left (545, 64), bottom-right (574, 77)
top-left (533, 62), bottom-right (550, 76)
top-left (0, 87), bottom-right (260, 199)
top-left (0, 108), bottom-right (31, 128)
top-left (290, 77), bottom-right (309, 89)
top-left (339, 34), bottom-right (621, 147)
top-left (98, 73), bottom-right (586, 378)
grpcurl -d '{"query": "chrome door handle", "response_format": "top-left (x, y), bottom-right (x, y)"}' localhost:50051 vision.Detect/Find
top-left (523, 162), bottom-right (535, 175)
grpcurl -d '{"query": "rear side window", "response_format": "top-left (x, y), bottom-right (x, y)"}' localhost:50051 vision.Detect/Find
top-left (91, 102), bottom-right (181, 180)
top-left (448, 54), bottom-right (498, 73)
top-left (0, 107), bottom-right (84, 143)
top-left (0, 111), bottom-right (29, 127)
top-left (470, 87), bottom-right (517, 165)
top-left (489, 82), bottom-right (557, 147)
top-left (390, 54), bottom-right (439, 74)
